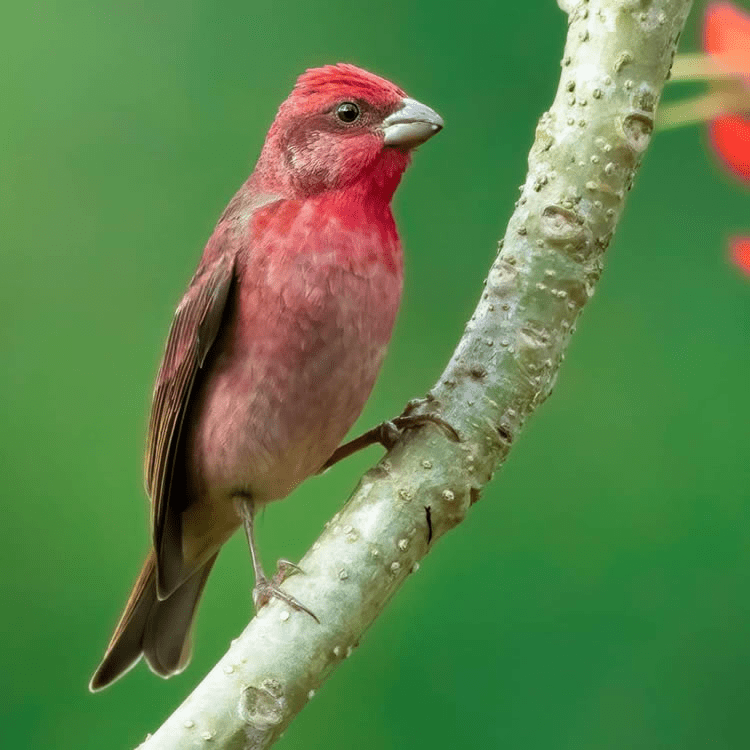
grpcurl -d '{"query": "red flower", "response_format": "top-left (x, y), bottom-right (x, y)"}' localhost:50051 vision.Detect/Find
top-left (730, 237), bottom-right (750, 274)
top-left (704, 3), bottom-right (750, 183)
top-left (709, 116), bottom-right (750, 181)
top-left (704, 2), bottom-right (750, 77)
top-left (665, 4), bottom-right (750, 275)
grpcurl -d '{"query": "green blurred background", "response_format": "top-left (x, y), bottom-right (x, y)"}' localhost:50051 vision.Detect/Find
top-left (2, 0), bottom-right (749, 747)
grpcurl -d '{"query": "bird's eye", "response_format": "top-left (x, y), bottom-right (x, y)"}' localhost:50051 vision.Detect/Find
top-left (336, 102), bottom-right (360, 123)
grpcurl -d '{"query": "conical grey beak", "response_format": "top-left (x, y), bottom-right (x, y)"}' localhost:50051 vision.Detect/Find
top-left (382, 97), bottom-right (443, 149)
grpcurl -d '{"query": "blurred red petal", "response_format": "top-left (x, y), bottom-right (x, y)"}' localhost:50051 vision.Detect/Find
top-left (704, 2), bottom-right (750, 75)
top-left (730, 237), bottom-right (750, 274)
top-left (709, 115), bottom-right (750, 182)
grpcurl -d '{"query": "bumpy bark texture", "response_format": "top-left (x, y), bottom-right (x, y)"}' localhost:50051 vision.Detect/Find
top-left (138, 1), bottom-right (693, 747)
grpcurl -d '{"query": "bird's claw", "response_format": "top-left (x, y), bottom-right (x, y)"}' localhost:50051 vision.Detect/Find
top-left (273, 558), bottom-right (303, 583)
top-left (319, 404), bottom-right (460, 473)
top-left (252, 572), bottom-right (319, 623)
top-left (375, 420), bottom-right (402, 450)
top-left (385, 413), bottom-right (461, 446)
top-left (401, 395), bottom-right (434, 416)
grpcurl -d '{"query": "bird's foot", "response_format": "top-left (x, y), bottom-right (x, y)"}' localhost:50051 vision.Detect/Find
top-left (376, 413), bottom-right (460, 450)
top-left (320, 406), bottom-right (460, 472)
top-left (252, 560), bottom-right (319, 623)
top-left (273, 558), bottom-right (303, 582)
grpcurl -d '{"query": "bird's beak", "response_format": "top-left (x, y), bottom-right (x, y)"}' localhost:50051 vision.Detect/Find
top-left (382, 97), bottom-right (443, 149)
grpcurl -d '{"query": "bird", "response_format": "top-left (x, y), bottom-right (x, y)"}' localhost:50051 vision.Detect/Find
top-left (90, 63), bottom-right (443, 691)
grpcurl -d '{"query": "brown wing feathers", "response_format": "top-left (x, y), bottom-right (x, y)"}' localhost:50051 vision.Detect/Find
top-left (90, 254), bottom-right (235, 690)
top-left (145, 253), bottom-right (235, 598)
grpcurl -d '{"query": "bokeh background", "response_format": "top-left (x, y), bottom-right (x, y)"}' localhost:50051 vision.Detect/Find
top-left (3, 1), bottom-right (749, 747)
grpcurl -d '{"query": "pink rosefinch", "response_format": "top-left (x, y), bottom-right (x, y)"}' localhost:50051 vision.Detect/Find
top-left (90, 63), bottom-right (442, 690)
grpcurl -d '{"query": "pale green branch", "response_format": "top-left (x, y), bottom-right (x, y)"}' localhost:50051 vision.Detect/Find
top-left (138, 2), bottom-right (693, 748)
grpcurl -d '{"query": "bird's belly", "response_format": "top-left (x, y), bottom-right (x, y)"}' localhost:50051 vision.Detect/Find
top-left (186, 259), bottom-right (400, 505)
top-left (207, 332), bottom-right (384, 501)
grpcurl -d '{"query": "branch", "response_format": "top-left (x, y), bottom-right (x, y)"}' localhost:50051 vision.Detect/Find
top-left (139, 2), bottom-right (693, 747)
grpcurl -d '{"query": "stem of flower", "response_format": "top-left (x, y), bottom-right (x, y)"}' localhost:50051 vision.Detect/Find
top-left (670, 53), bottom-right (741, 81)
top-left (658, 83), bottom-right (750, 130)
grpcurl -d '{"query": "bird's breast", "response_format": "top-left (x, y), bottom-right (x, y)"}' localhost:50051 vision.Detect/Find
top-left (187, 200), bottom-right (403, 505)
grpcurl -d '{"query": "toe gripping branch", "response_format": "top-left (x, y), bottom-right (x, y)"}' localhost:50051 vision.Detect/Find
top-left (253, 559), bottom-right (320, 623)
top-left (319, 398), bottom-right (461, 473)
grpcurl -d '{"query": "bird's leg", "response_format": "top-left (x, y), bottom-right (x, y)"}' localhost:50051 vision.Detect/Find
top-left (319, 397), bottom-right (460, 473)
top-left (236, 498), bottom-right (319, 623)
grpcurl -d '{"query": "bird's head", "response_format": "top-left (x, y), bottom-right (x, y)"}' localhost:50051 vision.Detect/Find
top-left (252, 64), bottom-right (443, 201)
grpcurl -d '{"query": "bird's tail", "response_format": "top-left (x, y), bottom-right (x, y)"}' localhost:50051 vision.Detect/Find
top-left (89, 549), bottom-right (217, 691)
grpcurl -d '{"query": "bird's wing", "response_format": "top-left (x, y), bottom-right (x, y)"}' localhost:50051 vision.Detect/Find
top-left (144, 249), bottom-right (235, 597)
